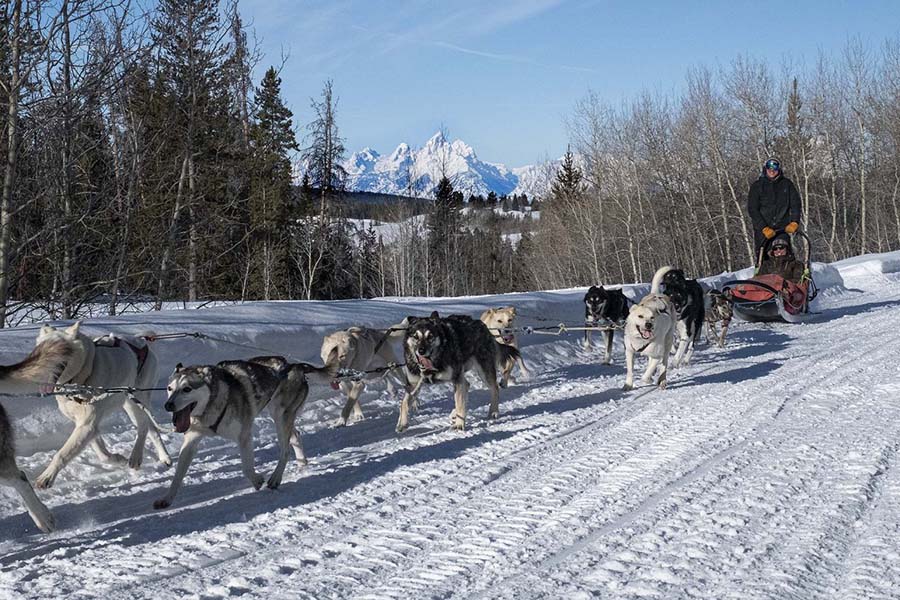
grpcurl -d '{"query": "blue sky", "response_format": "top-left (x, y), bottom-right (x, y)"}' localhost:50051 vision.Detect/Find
top-left (240, 0), bottom-right (899, 167)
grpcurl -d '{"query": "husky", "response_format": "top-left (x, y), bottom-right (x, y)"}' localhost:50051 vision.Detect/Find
top-left (320, 327), bottom-right (406, 427)
top-left (0, 339), bottom-right (71, 532)
top-left (0, 323), bottom-right (171, 489)
top-left (658, 267), bottom-right (706, 367)
top-left (582, 285), bottom-right (630, 364)
top-left (480, 306), bottom-right (528, 387)
top-left (155, 356), bottom-right (333, 509)
top-left (705, 289), bottom-right (733, 348)
top-left (396, 312), bottom-right (520, 433)
top-left (623, 267), bottom-right (677, 391)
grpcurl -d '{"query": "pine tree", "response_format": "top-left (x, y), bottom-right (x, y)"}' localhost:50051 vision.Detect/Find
top-left (249, 66), bottom-right (299, 299)
top-left (302, 79), bottom-right (346, 216)
top-left (550, 147), bottom-right (585, 201)
top-left (427, 176), bottom-right (462, 295)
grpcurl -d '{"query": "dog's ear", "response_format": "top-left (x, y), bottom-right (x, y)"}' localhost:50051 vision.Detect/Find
top-left (65, 321), bottom-right (82, 336)
top-left (508, 306), bottom-right (517, 316)
top-left (172, 362), bottom-right (183, 374)
top-left (40, 324), bottom-right (55, 334)
top-left (629, 304), bottom-right (638, 314)
top-left (430, 311), bottom-right (440, 319)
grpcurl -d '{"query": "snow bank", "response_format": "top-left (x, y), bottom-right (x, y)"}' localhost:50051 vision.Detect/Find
top-left (832, 250), bottom-right (900, 282)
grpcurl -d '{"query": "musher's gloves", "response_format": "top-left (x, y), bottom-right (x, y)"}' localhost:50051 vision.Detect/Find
top-left (785, 221), bottom-right (799, 234)
top-left (763, 227), bottom-right (776, 239)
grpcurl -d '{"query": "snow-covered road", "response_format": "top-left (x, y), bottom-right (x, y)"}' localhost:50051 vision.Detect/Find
top-left (2, 254), bottom-right (900, 599)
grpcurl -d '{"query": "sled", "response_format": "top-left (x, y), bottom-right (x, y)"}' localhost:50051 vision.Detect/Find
top-left (722, 231), bottom-right (818, 323)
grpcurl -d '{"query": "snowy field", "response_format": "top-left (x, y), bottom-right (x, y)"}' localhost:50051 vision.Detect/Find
top-left (1, 252), bottom-right (900, 599)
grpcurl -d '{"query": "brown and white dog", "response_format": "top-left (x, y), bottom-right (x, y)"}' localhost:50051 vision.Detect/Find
top-left (623, 267), bottom-right (677, 391)
top-left (480, 306), bottom-right (528, 387)
top-left (704, 289), bottom-right (733, 348)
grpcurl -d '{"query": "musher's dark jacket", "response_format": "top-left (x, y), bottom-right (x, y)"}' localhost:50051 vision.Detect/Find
top-left (747, 171), bottom-right (802, 251)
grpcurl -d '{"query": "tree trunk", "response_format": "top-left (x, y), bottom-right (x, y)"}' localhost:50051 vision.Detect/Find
top-left (0, 0), bottom-right (23, 328)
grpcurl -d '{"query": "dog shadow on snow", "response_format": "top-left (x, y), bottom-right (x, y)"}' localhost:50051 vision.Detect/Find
top-left (0, 421), bottom-right (527, 563)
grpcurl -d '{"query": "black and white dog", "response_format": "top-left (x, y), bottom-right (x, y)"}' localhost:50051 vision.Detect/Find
top-left (658, 267), bottom-right (705, 367)
top-left (582, 285), bottom-right (630, 364)
top-left (396, 312), bottom-right (520, 433)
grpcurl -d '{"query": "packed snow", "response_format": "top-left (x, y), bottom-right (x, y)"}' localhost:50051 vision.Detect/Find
top-left (2, 252), bottom-right (900, 599)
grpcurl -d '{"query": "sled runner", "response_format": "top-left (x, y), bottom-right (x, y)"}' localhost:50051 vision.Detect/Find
top-left (722, 231), bottom-right (818, 323)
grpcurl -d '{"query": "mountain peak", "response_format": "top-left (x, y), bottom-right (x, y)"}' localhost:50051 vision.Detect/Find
top-left (342, 133), bottom-right (559, 199)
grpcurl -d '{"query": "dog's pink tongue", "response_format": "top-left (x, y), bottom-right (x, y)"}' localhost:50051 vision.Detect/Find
top-left (640, 328), bottom-right (653, 340)
top-left (173, 406), bottom-right (192, 433)
top-left (417, 355), bottom-right (434, 370)
top-left (330, 380), bottom-right (340, 390)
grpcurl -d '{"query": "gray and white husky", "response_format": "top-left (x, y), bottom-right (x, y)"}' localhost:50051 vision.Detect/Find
top-left (396, 312), bottom-right (520, 433)
top-left (155, 356), bottom-right (333, 509)
top-left (0, 322), bottom-right (171, 491)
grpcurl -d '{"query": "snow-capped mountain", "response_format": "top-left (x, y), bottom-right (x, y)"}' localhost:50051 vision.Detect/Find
top-left (342, 132), bottom-right (559, 199)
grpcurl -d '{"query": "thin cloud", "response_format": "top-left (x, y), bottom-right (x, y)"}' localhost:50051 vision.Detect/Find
top-left (434, 41), bottom-right (598, 73)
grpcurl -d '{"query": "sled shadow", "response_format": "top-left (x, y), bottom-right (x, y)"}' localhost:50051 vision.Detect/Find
top-left (817, 298), bottom-right (900, 320)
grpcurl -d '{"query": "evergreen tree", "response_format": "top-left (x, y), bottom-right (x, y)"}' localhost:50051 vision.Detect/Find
top-left (249, 66), bottom-right (299, 299)
top-left (427, 176), bottom-right (463, 295)
top-left (550, 147), bottom-right (585, 201)
top-left (302, 79), bottom-right (346, 216)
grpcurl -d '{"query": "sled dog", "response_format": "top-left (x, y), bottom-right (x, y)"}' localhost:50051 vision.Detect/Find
top-left (155, 356), bottom-right (333, 509)
top-left (705, 289), bottom-right (733, 348)
top-left (582, 285), bottom-right (630, 364)
top-left (658, 267), bottom-right (706, 367)
top-left (0, 340), bottom-right (72, 532)
top-left (321, 327), bottom-right (406, 426)
top-left (0, 323), bottom-right (172, 489)
top-left (623, 267), bottom-right (677, 391)
top-left (396, 312), bottom-right (520, 432)
top-left (480, 306), bottom-right (528, 387)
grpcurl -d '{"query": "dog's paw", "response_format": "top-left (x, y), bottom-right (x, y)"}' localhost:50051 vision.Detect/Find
top-left (36, 513), bottom-right (55, 533)
top-left (250, 474), bottom-right (265, 490)
top-left (266, 475), bottom-right (282, 490)
top-left (451, 415), bottom-right (466, 431)
top-left (488, 409), bottom-right (499, 420)
top-left (499, 378), bottom-right (507, 389)
top-left (34, 471), bottom-right (55, 490)
top-left (153, 498), bottom-right (171, 510)
top-left (395, 419), bottom-right (408, 434)
top-left (333, 417), bottom-right (348, 428)
top-left (622, 382), bottom-right (634, 391)
top-left (657, 379), bottom-right (668, 390)
top-left (159, 455), bottom-right (173, 468)
top-left (602, 358), bottom-right (612, 366)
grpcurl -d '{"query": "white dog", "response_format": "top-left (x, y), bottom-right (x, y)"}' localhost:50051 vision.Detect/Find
top-left (320, 327), bottom-right (405, 426)
top-left (623, 267), bottom-right (677, 391)
top-left (26, 323), bottom-right (171, 488)
top-left (480, 306), bottom-right (528, 387)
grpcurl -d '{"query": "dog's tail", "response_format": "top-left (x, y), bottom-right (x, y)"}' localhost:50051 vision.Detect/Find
top-left (495, 342), bottom-right (521, 369)
top-left (0, 339), bottom-right (71, 395)
top-left (295, 361), bottom-right (339, 386)
top-left (650, 266), bottom-right (674, 294)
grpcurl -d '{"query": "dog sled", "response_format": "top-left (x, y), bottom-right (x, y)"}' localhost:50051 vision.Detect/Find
top-left (722, 231), bottom-right (818, 323)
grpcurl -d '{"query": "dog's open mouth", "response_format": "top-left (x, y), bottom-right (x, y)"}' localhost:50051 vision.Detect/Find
top-left (172, 403), bottom-right (196, 433)
top-left (501, 334), bottom-right (515, 344)
top-left (417, 354), bottom-right (434, 371)
top-left (637, 325), bottom-right (653, 340)
top-left (330, 380), bottom-right (340, 390)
